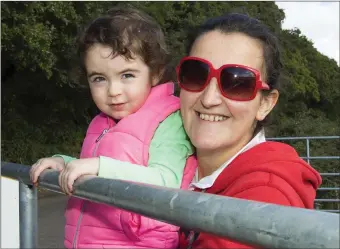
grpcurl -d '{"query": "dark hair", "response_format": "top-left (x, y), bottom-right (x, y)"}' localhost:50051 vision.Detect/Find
top-left (75, 6), bottom-right (173, 85)
top-left (186, 13), bottom-right (283, 132)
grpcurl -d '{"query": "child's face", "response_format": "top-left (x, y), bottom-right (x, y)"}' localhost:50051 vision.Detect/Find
top-left (85, 44), bottom-right (158, 120)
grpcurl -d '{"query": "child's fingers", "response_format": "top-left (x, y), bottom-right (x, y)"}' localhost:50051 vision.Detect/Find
top-left (58, 170), bottom-right (67, 194)
top-left (31, 158), bottom-right (64, 183)
top-left (31, 164), bottom-right (51, 183)
top-left (59, 170), bottom-right (72, 195)
top-left (30, 164), bottom-right (37, 183)
top-left (30, 159), bottom-right (42, 182)
top-left (54, 163), bottom-right (64, 172)
top-left (66, 171), bottom-right (79, 195)
top-left (67, 175), bottom-right (75, 194)
top-left (30, 159), bottom-right (46, 183)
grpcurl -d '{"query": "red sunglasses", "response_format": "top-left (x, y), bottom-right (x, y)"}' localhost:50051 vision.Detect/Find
top-left (176, 56), bottom-right (270, 101)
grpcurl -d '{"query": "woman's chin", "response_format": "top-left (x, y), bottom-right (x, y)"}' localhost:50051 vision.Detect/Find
top-left (192, 137), bottom-right (224, 152)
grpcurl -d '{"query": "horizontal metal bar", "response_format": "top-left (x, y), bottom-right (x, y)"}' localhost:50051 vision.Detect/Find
top-left (267, 136), bottom-right (340, 140)
top-left (1, 162), bottom-right (339, 249)
top-left (301, 156), bottom-right (340, 160)
top-left (315, 199), bottom-right (340, 202)
top-left (321, 210), bottom-right (340, 213)
top-left (318, 187), bottom-right (340, 191)
top-left (320, 173), bottom-right (340, 176)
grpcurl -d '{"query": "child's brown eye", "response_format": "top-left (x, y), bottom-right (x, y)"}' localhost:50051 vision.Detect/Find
top-left (122, 73), bottom-right (135, 79)
top-left (92, 76), bottom-right (105, 83)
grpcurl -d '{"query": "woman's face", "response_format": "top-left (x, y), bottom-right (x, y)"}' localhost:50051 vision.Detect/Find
top-left (180, 31), bottom-right (278, 153)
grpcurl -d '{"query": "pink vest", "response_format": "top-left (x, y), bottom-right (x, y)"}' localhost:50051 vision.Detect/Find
top-left (64, 83), bottom-right (197, 249)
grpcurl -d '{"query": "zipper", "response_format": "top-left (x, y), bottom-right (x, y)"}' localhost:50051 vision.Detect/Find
top-left (95, 128), bottom-right (109, 143)
top-left (72, 127), bottom-right (110, 248)
top-left (72, 204), bottom-right (85, 248)
top-left (187, 188), bottom-right (207, 249)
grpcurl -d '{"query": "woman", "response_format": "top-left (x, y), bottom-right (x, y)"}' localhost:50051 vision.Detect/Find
top-left (177, 13), bottom-right (322, 248)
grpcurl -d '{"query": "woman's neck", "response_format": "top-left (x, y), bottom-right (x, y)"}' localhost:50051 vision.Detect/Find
top-left (196, 133), bottom-right (254, 180)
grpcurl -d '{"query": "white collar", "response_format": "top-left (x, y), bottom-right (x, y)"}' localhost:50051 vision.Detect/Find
top-left (190, 129), bottom-right (266, 190)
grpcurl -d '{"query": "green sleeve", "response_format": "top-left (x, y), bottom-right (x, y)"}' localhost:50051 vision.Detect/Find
top-left (98, 110), bottom-right (194, 188)
top-left (52, 154), bottom-right (77, 164)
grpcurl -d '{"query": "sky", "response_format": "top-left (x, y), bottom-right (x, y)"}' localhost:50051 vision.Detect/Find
top-left (275, 1), bottom-right (339, 65)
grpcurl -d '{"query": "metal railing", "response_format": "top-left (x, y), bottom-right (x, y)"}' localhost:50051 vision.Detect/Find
top-left (268, 136), bottom-right (340, 213)
top-left (1, 161), bottom-right (340, 249)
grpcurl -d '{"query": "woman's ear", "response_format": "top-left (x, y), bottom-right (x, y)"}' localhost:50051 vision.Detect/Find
top-left (256, 89), bottom-right (279, 121)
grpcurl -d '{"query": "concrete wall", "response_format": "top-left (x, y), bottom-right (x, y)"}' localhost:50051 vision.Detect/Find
top-left (1, 177), bottom-right (20, 248)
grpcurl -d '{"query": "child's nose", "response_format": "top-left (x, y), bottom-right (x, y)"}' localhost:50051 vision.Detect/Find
top-left (108, 82), bottom-right (123, 97)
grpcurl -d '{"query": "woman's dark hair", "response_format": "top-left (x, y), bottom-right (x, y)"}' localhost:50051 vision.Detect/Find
top-left (186, 13), bottom-right (283, 132)
top-left (75, 5), bottom-right (173, 86)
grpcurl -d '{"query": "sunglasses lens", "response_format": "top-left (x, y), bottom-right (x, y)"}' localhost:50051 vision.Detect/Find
top-left (220, 67), bottom-right (256, 100)
top-left (179, 60), bottom-right (209, 91)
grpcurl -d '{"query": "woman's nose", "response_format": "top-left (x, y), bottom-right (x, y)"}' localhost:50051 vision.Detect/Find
top-left (200, 78), bottom-right (223, 108)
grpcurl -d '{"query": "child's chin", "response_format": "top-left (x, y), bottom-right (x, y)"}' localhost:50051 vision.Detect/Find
top-left (111, 112), bottom-right (130, 120)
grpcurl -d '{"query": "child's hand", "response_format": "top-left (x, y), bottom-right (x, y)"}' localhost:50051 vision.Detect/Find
top-left (58, 158), bottom-right (99, 195)
top-left (30, 157), bottom-right (65, 185)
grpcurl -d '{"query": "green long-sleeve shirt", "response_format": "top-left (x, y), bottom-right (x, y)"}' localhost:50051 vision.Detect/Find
top-left (55, 111), bottom-right (194, 188)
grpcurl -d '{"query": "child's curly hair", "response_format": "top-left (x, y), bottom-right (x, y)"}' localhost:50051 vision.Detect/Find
top-left (75, 5), bottom-right (173, 85)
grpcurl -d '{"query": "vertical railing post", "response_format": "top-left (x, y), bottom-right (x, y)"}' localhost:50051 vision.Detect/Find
top-left (19, 182), bottom-right (38, 248)
top-left (306, 138), bottom-right (310, 164)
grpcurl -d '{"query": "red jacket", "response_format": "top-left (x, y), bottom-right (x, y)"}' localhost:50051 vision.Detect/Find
top-left (179, 141), bottom-right (322, 249)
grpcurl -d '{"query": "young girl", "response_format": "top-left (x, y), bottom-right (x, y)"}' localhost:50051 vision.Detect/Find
top-left (30, 6), bottom-right (197, 249)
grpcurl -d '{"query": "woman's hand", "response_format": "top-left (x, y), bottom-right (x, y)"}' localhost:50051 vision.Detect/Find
top-left (30, 157), bottom-right (65, 185)
top-left (58, 158), bottom-right (99, 195)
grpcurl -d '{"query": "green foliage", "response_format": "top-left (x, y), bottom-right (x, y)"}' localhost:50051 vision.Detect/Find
top-left (1, 2), bottom-right (339, 209)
